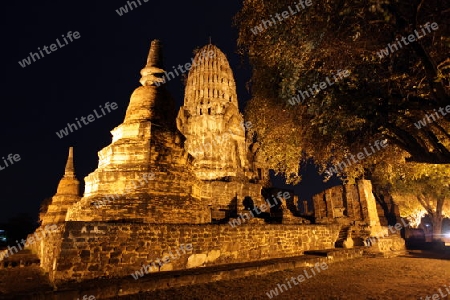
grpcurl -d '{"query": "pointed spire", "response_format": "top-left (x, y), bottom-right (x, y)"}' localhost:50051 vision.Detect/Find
top-left (64, 147), bottom-right (75, 178)
top-left (146, 39), bottom-right (164, 68)
top-left (140, 39), bottom-right (165, 86)
top-left (55, 146), bottom-right (79, 196)
top-left (43, 147), bottom-right (80, 224)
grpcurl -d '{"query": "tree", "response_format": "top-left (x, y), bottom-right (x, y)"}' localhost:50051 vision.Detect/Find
top-left (390, 193), bottom-right (426, 228)
top-left (235, 0), bottom-right (450, 181)
top-left (373, 158), bottom-right (450, 239)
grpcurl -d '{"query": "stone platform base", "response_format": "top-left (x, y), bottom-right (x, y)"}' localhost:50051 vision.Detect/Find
top-left (364, 235), bottom-right (407, 258)
top-left (28, 222), bottom-right (340, 283)
top-left (0, 248), bottom-right (365, 300)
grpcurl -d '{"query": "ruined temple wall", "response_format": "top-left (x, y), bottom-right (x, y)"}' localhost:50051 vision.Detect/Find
top-left (49, 222), bottom-right (340, 282)
top-left (67, 194), bottom-right (211, 224)
top-left (67, 169), bottom-right (212, 224)
top-left (344, 184), bottom-right (363, 220)
top-left (195, 181), bottom-right (263, 209)
top-left (326, 185), bottom-right (344, 216)
top-left (313, 180), bottom-right (381, 227)
top-left (356, 180), bottom-right (384, 235)
top-left (27, 225), bottom-right (64, 275)
top-left (68, 174), bottom-right (262, 224)
top-left (312, 192), bottom-right (327, 221)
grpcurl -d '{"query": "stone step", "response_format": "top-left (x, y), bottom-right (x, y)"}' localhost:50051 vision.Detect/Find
top-left (0, 249), bottom-right (40, 269)
top-left (335, 226), bottom-right (351, 248)
top-left (304, 247), bottom-right (365, 260)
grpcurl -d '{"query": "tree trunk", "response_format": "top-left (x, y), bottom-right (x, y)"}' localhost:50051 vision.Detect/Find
top-left (431, 214), bottom-right (444, 241)
top-left (431, 197), bottom-right (445, 241)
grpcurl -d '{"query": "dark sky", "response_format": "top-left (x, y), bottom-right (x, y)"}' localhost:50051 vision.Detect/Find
top-left (0, 0), bottom-right (336, 224)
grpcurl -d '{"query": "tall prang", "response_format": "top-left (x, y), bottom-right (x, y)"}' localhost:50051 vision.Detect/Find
top-left (176, 44), bottom-right (251, 180)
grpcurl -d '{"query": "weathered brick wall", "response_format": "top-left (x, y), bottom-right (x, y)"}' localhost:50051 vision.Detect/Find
top-left (48, 222), bottom-right (340, 282)
top-left (27, 225), bottom-right (63, 273)
top-left (312, 180), bottom-right (379, 225)
top-left (196, 181), bottom-right (263, 209)
top-left (312, 192), bottom-right (327, 221)
top-left (327, 185), bottom-right (344, 215)
top-left (68, 170), bottom-right (212, 224)
top-left (344, 184), bottom-right (362, 220)
top-left (68, 194), bottom-right (211, 224)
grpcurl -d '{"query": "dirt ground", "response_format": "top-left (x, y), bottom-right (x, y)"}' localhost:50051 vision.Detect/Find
top-left (1, 251), bottom-right (449, 300)
top-left (116, 251), bottom-right (450, 300)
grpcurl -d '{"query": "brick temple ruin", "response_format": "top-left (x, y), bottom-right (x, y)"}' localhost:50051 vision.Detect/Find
top-left (28, 40), bottom-right (404, 283)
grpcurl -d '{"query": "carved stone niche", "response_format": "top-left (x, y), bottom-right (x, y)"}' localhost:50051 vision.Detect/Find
top-left (333, 207), bottom-right (346, 218)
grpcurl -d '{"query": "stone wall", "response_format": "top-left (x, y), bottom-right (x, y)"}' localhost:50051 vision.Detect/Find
top-left (68, 174), bottom-right (263, 225)
top-left (312, 180), bottom-right (381, 231)
top-left (67, 193), bottom-right (211, 224)
top-left (365, 234), bottom-right (406, 258)
top-left (27, 225), bottom-right (64, 273)
top-left (196, 181), bottom-right (264, 208)
top-left (44, 222), bottom-right (339, 282)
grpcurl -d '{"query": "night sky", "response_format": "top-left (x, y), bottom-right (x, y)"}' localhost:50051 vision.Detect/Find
top-left (1, 0), bottom-right (336, 225)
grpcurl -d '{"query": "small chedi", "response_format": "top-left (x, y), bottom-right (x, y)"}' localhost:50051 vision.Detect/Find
top-left (27, 40), bottom-right (401, 283)
top-left (41, 147), bottom-right (81, 226)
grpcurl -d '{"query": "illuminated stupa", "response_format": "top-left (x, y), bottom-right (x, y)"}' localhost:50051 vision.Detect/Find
top-left (66, 40), bottom-right (211, 224)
